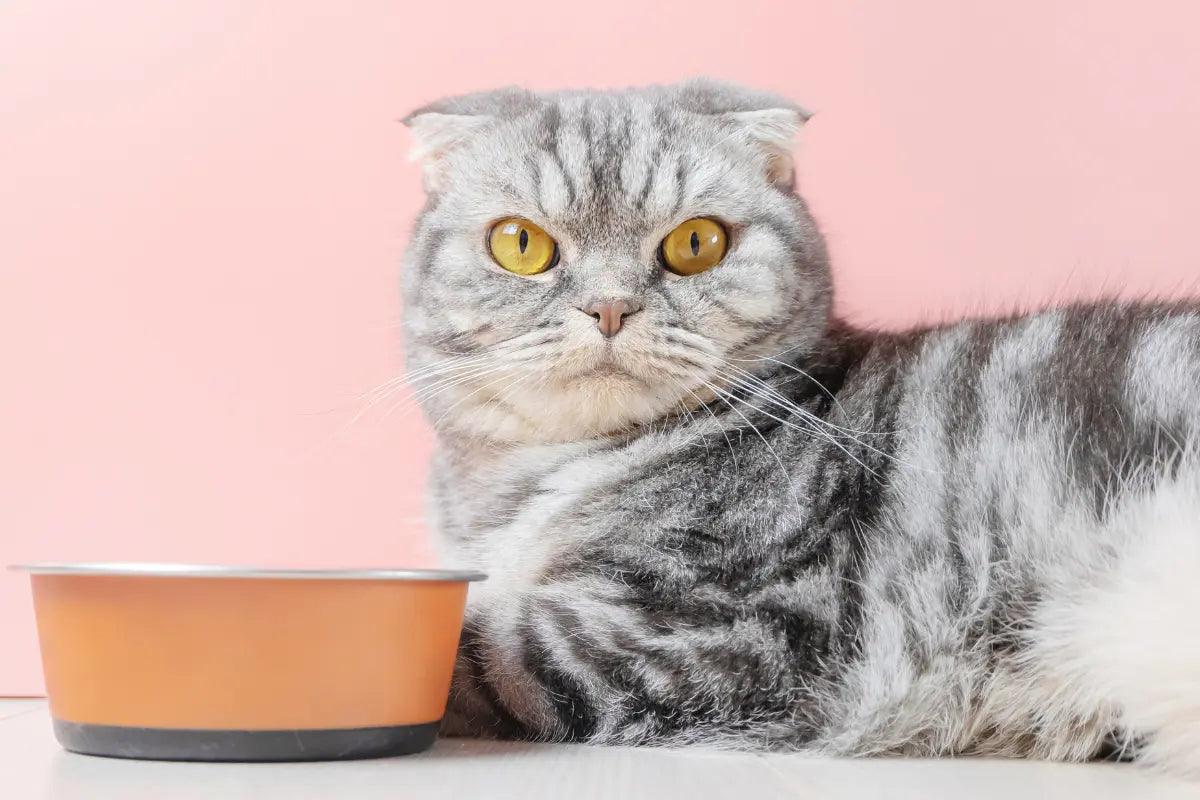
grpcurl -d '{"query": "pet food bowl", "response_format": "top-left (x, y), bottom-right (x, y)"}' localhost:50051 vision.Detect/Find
top-left (11, 562), bottom-right (485, 762)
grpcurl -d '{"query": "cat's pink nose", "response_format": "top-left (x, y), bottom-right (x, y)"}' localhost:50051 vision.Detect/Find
top-left (581, 298), bottom-right (643, 338)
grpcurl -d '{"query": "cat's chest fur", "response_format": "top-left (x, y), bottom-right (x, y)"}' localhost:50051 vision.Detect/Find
top-left (429, 434), bottom-right (669, 607)
top-left (427, 409), bottom-right (848, 617)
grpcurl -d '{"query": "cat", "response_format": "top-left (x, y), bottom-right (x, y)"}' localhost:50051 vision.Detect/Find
top-left (398, 79), bottom-right (1200, 774)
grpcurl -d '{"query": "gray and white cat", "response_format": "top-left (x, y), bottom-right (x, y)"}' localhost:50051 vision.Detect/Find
top-left (399, 79), bottom-right (1200, 774)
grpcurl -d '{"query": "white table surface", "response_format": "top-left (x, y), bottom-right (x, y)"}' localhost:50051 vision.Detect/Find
top-left (2, 700), bottom-right (1197, 799)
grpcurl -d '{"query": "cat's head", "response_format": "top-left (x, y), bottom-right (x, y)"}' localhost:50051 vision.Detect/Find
top-left (401, 79), bottom-right (831, 443)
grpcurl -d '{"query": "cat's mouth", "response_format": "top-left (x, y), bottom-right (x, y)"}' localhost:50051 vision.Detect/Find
top-left (555, 352), bottom-right (645, 385)
top-left (543, 331), bottom-right (668, 388)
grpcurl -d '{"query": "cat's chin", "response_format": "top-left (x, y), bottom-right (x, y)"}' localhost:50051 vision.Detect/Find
top-left (571, 363), bottom-right (643, 383)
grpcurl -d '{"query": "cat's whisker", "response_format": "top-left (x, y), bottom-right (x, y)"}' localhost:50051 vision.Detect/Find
top-left (354, 374), bottom-right (409, 403)
top-left (404, 347), bottom-right (494, 374)
top-left (738, 339), bottom-right (815, 365)
top-left (719, 364), bottom-right (883, 439)
top-left (382, 361), bottom-right (515, 422)
top-left (355, 354), bottom-right (511, 426)
top-left (706, 375), bottom-right (879, 478)
top-left (645, 339), bottom-right (858, 444)
top-left (717, 362), bottom-right (884, 443)
top-left (491, 366), bottom-right (538, 412)
top-left (334, 376), bottom-right (411, 437)
top-left (729, 354), bottom-right (859, 425)
top-left (408, 360), bottom-right (510, 398)
top-left (405, 330), bottom-right (560, 382)
top-left (663, 378), bottom-right (718, 458)
top-left (700, 379), bottom-right (801, 503)
top-left (718, 370), bottom-right (898, 477)
top-left (430, 367), bottom-right (535, 432)
top-left (403, 354), bottom-right (495, 384)
top-left (338, 359), bottom-right (484, 439)
top-left (407, 334), bottom-right (554, 380)
top-left (684, 386), bottom-right (741, 475)
top-left (717, 365), bottom-right (942, 476)
top-left (641, 359), bottom-right (711, 383)
top-left (662, 326), bottom-right (724, 357)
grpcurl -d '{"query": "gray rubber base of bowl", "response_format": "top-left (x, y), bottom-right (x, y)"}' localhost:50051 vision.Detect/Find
top-left (53, 718), bottom-right (441, 762)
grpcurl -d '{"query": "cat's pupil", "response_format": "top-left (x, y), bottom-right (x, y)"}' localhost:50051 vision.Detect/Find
top-left (690, 231), bottom-right (700, 256)
top-left (519, 229), bottom-right (529, 254)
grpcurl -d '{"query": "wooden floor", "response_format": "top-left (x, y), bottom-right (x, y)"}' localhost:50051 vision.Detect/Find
top-left (3, 700), bottom-right (1196, 799)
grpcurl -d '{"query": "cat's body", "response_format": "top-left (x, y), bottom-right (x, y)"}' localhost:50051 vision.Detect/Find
top-left (400, 80), bottom-right (1200, 772)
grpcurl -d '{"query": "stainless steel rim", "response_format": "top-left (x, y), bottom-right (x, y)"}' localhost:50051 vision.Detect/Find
top-left (8, 562), bottom-right (486, 582)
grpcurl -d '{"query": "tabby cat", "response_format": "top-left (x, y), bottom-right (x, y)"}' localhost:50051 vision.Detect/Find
top-left (399, 79), bottom-right (1200, 773)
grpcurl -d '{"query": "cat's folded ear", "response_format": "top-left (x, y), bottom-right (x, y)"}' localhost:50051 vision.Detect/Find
top-left (402, 87), bottom-right (540, 191)
top-left (674, 78), bottom-right (811, 190)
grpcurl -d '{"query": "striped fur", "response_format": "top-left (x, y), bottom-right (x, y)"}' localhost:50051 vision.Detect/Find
top-left (399, 80), bottom-right (1200, 773)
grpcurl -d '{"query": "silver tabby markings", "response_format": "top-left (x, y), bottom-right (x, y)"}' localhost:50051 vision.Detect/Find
top-left (399, 79), bottom-right (1200, 773)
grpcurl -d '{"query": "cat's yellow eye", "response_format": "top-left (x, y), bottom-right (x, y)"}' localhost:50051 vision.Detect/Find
top-left (488, 217), bottom-right (558, 276)
top-left (660, 218), bottom-right (728, 276)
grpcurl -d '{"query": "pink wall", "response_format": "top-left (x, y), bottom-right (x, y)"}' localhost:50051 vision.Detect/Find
top-left (4, 1), bottom-right (1200, 694)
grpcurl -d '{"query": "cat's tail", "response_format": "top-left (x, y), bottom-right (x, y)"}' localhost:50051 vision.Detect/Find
top-left (1037, 459), bottom-right (1200, 775)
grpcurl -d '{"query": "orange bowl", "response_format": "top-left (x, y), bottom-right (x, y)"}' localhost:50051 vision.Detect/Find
top-left (12, 563), bottom-right (485, 762)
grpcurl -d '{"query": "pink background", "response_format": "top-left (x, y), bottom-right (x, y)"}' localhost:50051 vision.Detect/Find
top-left (4, 2), bottom-right (1200, 694)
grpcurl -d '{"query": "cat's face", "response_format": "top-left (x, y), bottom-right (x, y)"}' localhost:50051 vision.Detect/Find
top-left (402, 80), bottom-right (831, 443)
